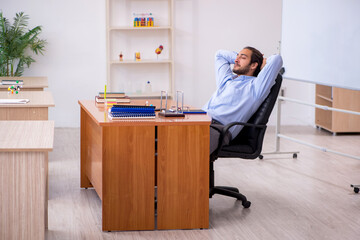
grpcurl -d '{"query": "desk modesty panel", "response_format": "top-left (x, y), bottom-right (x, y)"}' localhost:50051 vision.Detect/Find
top-left (0, 121), bottom-right (54, 240)
top-left (0, 91), bottom-right (55, 120)
top-left (79, 100), bottom-right (210, 231)
top-left (0, 76), bottom-right (48, 91)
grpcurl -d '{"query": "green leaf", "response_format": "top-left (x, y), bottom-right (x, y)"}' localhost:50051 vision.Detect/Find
top-left (0, 11), bottom-right (46, 76)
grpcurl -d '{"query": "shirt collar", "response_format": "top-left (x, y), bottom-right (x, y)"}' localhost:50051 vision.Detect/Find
top-left (233, 75), bottom-right (255, 81)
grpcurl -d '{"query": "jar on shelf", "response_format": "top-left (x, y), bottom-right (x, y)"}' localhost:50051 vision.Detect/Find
top-left (145, 81), bottom-right (152, 93)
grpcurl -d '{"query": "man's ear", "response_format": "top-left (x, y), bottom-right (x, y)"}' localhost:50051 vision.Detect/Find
top-left (250, 62), bottom-right (258, 70)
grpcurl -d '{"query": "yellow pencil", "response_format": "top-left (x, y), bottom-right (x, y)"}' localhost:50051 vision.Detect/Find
top-left (104, 84), bottom-right (107, 99)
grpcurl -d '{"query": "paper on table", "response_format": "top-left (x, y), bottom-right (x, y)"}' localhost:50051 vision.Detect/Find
top-left (0, 99), bottom-right (30, 104)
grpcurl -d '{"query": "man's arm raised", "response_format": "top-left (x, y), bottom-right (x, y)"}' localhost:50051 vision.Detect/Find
top-left (214, 50), bottom-right (237, 87)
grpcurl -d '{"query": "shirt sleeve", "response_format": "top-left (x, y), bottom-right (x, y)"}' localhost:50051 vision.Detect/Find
top-left (252, 54), bottom-right (283, 99)
top-left (215, 50), bottom-right (237, 88)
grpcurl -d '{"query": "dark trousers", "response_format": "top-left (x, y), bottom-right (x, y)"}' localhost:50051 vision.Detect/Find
top-left (210, 119), bottom-right (231, 155)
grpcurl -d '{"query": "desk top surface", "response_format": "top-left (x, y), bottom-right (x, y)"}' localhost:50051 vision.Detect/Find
top-left (79, 99), bottom-right (211, 126)
top-left (0, 121), bottom-right (54, 152)
top-left (0, 91), bottom-right (55, 107)
top-left (0, 76), bottom-right (48, 89)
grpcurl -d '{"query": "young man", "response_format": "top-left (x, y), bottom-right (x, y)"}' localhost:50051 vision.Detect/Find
top-left (202, 47), bottom-right (283, 154)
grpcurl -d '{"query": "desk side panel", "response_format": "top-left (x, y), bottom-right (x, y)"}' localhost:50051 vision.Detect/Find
top-left (80, 108), bottom-right (103, 200)
top-left (0, 107), bottom-right (48, 120)
top-left (102, 126), bottom-right (155, 231)
top-left (332, 87), bottom-right (360, 132)
top-left (157, 125), bottom-right (210, 229)
top-left (81, 108), bottom-right (92, 188)
top-left (0, 152), bottom-right (46, 240)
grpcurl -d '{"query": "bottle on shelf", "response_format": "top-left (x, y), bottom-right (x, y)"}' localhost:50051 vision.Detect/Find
top-left (145, 81), bottom-right (152, 93)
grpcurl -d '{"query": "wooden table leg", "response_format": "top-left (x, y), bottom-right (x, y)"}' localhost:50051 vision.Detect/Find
top-left (102, 126), bottom-right (155, 231)
top-left (157, 125), bottom-right (209, 230)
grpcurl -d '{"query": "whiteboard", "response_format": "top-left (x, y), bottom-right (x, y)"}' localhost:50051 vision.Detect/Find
top-left (281, 0), bottom-right (360, 90)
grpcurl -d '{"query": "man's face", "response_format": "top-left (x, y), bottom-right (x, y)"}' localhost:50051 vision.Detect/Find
top-left (233, 48), bottom-right (252, 75)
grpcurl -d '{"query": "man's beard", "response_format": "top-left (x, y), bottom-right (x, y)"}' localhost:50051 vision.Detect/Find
top-left (233, 64), bottom-right (251, 75)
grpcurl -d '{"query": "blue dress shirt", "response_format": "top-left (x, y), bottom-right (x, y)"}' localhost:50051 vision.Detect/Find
top-left (202, 50), bottom-right (283, 139)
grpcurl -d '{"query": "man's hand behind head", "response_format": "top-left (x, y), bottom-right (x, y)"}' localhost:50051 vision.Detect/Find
top-left (261, 58), bottom-right (267, 70)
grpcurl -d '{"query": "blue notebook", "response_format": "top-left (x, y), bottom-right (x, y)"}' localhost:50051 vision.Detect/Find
top-left (108, 105), bottom-right (156, 119)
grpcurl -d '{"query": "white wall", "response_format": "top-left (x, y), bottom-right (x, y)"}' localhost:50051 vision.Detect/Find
top-left (174, 0), bottom-right (282, 105)
top-left (1, 0), bottom-right (106, 127)
top-left (1, 0), bottom-right (314, 127)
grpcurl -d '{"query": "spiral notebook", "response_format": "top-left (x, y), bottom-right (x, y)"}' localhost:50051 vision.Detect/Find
top-left (108, 105), bottom-right (156, 120)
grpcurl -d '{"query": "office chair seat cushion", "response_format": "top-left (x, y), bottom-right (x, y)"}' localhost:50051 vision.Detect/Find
top-left (220, 143), bottom-right (254, 154)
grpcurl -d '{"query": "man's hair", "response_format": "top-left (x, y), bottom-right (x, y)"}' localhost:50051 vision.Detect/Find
top-left (244, 46), bottom-right (263, 77)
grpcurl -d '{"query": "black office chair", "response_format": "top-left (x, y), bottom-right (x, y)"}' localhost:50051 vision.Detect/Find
top-left (209, 73), bottom-right (283, 208)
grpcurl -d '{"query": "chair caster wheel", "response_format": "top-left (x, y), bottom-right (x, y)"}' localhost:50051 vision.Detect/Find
top-left (259, 155), bottom-right (263, 160)
top-left (354, 187), bottom-right (359, 193)
top-left (242, 201), bottom-right (251, 208)
top-left (293, 153), bottom-right (297, 158)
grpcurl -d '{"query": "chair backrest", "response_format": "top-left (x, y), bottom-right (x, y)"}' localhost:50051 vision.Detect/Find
top-left (217, 74), bottom-right (283, 159)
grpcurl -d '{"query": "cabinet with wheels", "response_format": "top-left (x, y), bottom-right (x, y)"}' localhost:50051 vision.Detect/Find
top-left (106, 0), bottom-right (174, 97)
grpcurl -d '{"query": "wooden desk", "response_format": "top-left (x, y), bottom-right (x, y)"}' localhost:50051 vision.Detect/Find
top-left (79, 100), bottom-right (210, 231)
top-left (0, 121), bottom-right (54, 240)
top-left (0, 77), bottom-right (48, 91)
top-left (0, 91), bottom-right (55, 120)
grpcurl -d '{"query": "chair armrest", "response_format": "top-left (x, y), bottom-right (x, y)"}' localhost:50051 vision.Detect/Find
top-left (210, 123), bottom-right (224, 134)
top-left (216, 122), bottom-right (266, 153)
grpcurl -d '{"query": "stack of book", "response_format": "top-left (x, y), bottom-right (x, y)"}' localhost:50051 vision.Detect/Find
top-left (108, 105), bottom-right (156, 120)
top-left (95, 92), bottom-right (130, 104)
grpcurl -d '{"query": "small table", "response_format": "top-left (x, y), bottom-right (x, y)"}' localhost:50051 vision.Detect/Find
top-left (79, 99), bottom-right (210, 231)
top-left (0, 121), bottom-right (54, 240)
top-left (0, 91), bottom-right (55, 120)
top-left (0, 77), bottom-right (48, 91)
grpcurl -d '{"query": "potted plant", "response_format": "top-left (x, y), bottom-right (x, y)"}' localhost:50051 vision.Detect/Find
top-left (0, 11), bottom-right (46, 77)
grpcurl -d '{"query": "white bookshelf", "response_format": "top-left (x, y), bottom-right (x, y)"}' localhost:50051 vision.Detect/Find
top-left (106, 0), bottom-right (174, 98)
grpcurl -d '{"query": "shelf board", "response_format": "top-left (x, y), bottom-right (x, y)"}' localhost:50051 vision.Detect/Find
top-left (110, 59), bottom-right (173, 64)
top-left (316, 94), bottom-right (333, 102)
top-left (109, 26), bottom-right (172, 31)
top-left (128, 92), bottom-right (168, 99)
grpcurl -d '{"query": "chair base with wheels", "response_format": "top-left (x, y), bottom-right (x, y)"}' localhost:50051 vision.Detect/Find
top-left (351, 184), bottom-right (360, 193)
top-left (209, 160), bottom-right (251, 208)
